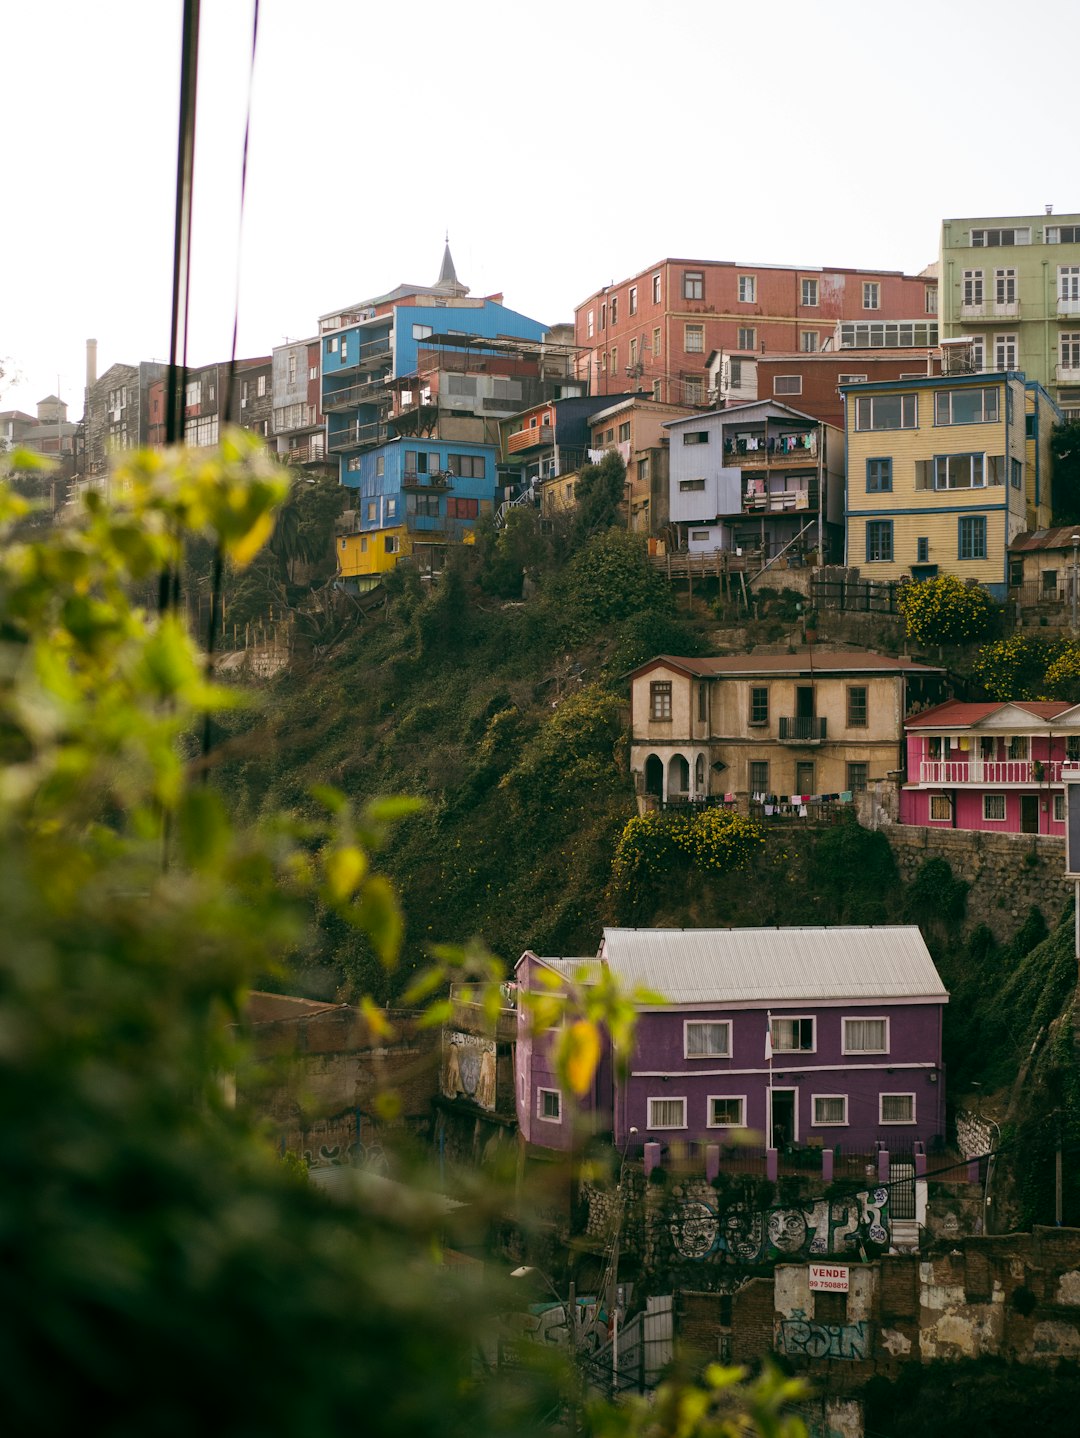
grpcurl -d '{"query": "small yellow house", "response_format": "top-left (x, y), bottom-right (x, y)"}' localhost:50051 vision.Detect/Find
top-left (337, 527), bottom-right (410, 588)
top-left (843, 371), bottom-right (1034, 599)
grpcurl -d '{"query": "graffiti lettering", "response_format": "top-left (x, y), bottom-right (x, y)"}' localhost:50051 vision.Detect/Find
top-left (665, 1189), bottom-right (890, 1266)
top-left (777, 1315), bottom-right (869, 1361)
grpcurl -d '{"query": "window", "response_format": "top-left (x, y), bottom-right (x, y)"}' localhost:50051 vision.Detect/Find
top-left (855, 393), bottom-right (917, 430)
top-left (983, 793), bottom-right (1006, 821)
top-left (1069, 736), bottom-right (1080, 762)
top-left (610, 348), bottom-right (617, 373)
top-left (648, 1097), bottom-right (687, 1129)
top-left (327, 336), bottom-right (339, 354)
top-left (309, 365), bottom-right (318, 380)
top-left (683, 376), bottom-right (705, 404)
top-left (1062, 333), bottom-right (1080, 369)
top-left (843, 1017), bottom-right (888, 1053)
top-left (385, 535), bottom-right (399, 555)
top-left (185, 380), bottom-right (201, 407)
top-left (995, 268), bottom-right (1017, 305)
top-left (750, 687), bottom-right (769, 725)
top-left (880, 1093), bottom-right (916, 1124)
top-left (926, 286), bottom-right (938, 315)
top-left (847, 762), bottom-right (869, 792)
top-left (838, 374), bottom-right (868, 384)
top-left (366, 501), bottom-right (377, 522)
top-left (653, 381), bottom-right (662, 400)
top-left (650, 681), bottom-right (672, 720)
top-left (800, 331), bottom-right (819, 353)
top-left (653, 327), bottom-right (662, 357)
top-left (1007, 735), bottom-right (1029, 760)
top-left (773, 376), bottom-right (802, 396)
top-left (685, 1021), bottom-right (731, 1058)
top-left (685, 324), bottom-right (705, 353)
top-left (447, 453), bottom-right (484, 478)
top-left (446, 497), bottom-right (479, 520)
top-left (679, 480), bottom-right (706, 493)
top-left (682, 431), bottom-right (709, 446)
top-left (737, 327), bottom-right (756, 350)
top-left (1055, 793), bottom-right (1065, 822)
top-left (345, 455), bottom-right (362, 473)
top-left (629, 339), bottom-right (638, 370)
top-left (730, 358), bottom-right (743, 385)
top-left (970, 337), bottom-right (985, 371)
top-left (971, 227), bottom-right (1031, 247)
top-left (287, 354), bottom-right (297, 383)
top-left (958, 515), bottom-right (987, 560)
top-left (1059, 267), bottom-right (1080, 303)
top-left (615, 421), bottom-right (630, 444)
top-left (709, 1097), bottom-right (746, 1127)
top-left (917, 537), bottom-right (930, 563)
top-left (375, 455), bottom-right (385, 477)
top-left (1011, 457), bottom-right (1023, 489)
top-left (414, 493), bottom-right (440, 518)
top-left (994, 333), bottom-right (1017, 369)
top-left (339, 338), bottom-right (349, 364)
top-left (935, 453), bottom-right (985, 489)
top-left (847, 686), bottom-right (868, 727)
top-left (629, 285), bottom-right (637, 315)
top-left (684, 271), bottom-right (704, 300)
top-left (866, 521), bottom-right (893, 562)
top-left (697, 682), bottom-right (707, 723)
top-left (611, 296), bottom-right (619, 326)
top-left (840, 321), bottom-right (937, 348)
top-left (863, 282), bottom-right (880, 310)
top-left (813, 1096), bottom-right (848, 1126)
top-left (930, 793), bottom-right (953, 821)
top-left (537, 1088), bottom-right (561, 1122)
top-left (866, 458), bottom-right (892, 492)
top-left (934, 387), bottom-right (999, 425)
top-left (738, 275), bottom-right (756, 303)
top-left (652, 272), bottom-right (662, 304)
top-left (587, 309), bottom-right (594, 338)
top-left (385, 497), bottom-right (396, 519)
top-left (771, 1017), bottom-right (814, 1052)
top-left (1041, 568), bottom-right (1059, 594)
top-left (749, 760), bottom-right (769, 792)
top-left (1049, 226), bottom-right (1080, 244)
top-left (404, 450), bottom-right (430, 475)
top-left (801, 278), bottom-right (819, 306)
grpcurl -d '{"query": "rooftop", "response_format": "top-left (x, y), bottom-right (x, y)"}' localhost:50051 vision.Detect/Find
top-left (599, 926), bottom-right (947, 1006)
top-left (905, 699), bottom-right (1076, 729)
top-left (637, 651), bottom-right (944, 678)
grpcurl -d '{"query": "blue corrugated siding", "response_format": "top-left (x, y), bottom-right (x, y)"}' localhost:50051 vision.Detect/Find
top-left (392, 300), bottom-right (547, 377)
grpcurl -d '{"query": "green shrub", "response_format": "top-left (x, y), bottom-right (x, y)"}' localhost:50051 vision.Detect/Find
top-left (896, 574), bottom-right (993, 647)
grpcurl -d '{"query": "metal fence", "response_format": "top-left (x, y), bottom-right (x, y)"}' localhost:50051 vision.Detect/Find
top-left (811, 573), bottom-right (899, 614)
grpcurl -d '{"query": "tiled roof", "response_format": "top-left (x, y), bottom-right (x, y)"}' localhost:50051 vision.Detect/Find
top-left (645, 651), bottom-right (943, 677)
top-left (600, 927), bottom-right (946, 1006)
top-left (906, 699), bottom-right (1072, 727)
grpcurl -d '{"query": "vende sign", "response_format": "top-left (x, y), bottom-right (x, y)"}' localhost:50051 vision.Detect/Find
top-left (809, 1264), bottom-right (849, 1292)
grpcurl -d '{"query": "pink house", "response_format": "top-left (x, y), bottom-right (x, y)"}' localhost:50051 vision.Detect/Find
top-left (900, 700), bottom-right (1080, 835)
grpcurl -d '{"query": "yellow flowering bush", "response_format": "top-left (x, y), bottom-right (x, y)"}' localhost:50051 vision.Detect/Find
top-left (896, 574), bottom-right (993, 647)
top-left (611, 807), bottom-right (764, 901)
top-left (1042, 645), bottom-right (1080, 702)
top-left (970, 635), bottom-right (1067, 700)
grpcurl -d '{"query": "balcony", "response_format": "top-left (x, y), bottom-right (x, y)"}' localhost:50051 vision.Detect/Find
top-left (507, 423), bottom-right (553, 455)
top-left (723, 432), bottom-right (818, 466)
top-left (958, 301), bottom-right (1020, 321)
top-left (334, 336), bottom-right (392, 374)
top-left (323, 376), bottom-right (391, 411)
top-left (1057, 298), bottom-right (1080, 318)
top-left (1057, 364), bottom-right (1080, 385)
top-left (401, 469), bottom-right (453, 492)
top-left (918, 759), bottom-right (1063, 785)
top-left (778, 716), bottom-right (827, 743)
top-left (743, 480), bottom-right (819, 514)
top-left (327, 420), bottom-right (388, 453)
top-left (285, 437), bottom-right (328, 466)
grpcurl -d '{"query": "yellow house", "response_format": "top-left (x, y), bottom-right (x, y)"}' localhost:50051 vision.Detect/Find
top-left (628, 651), bottom-right (946, 807)
top-left (843, 371), bottom-right (1033, 599)
top-left (337, 526), bottom-right (410, 588)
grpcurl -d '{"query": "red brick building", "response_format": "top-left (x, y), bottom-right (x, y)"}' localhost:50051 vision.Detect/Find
top-left (574, 259), bottom-right (938, 408)
top-left (737, 350), bottom-right (939, 429)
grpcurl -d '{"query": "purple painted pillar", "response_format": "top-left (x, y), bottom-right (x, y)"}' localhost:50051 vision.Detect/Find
top-left (822, 1147), bottom-right (834, 1184)
top-left (705, 1145), bottom-right (720, 1183)
top-left (766, 1148), bottom-right (778, 1182)
top-left (915, 1151), bottom-right (928, 1177)
top-left (644, 1142), bottom-right (661, 1177)
top-left (877, 1148), bottom-right (890, 1184)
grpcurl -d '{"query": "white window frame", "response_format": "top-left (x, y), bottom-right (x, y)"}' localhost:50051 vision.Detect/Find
top-left (995, 268), bottom-right (1017, 305)
top-left (812, 1095), bottom-right (849, 1127)
top-left (684, 1020), bottom-right (732, 1059)
top-left (800, 331), bottom-right (819, 353)
top-left (537, 1087), bottom-right (562, 1123)
top-left (1054, 793), bottom-right (1065, 822)
top-left (801, 278), bottom-right (819, 307)
top-left (684, 323), bottom-right (705, 354)
top-left (738, 275), bottom-right (757, 303)
top-left (770, 1015), bottom-right (816, 1054)
top-left (737, 326), bottom-right (756, 350)
top-left (879, 1093), bottom-right (916, 1125)
top-left (855, 393), bottom-right (917, 430)
top-left (652, 272), bottom-right (662, 304)
top-left (863, 281), bottom-right (881, 310)
top-left (707, 1096), bottom-right (747, 1128)
top-left (842, 1016), bottom-right (889, 1055)
top-left (983, 793), bottom-right (1007, 822)
top-left (1061, 332), bottom-right (1080, 369)
top-left (647, 1096), bottom-right (688, 1130)
top-left (629, 285), bottom-right (638, 315)
top-left (1059, 267), bottom-right (1080, 303)
top-left (773, 375), bottom-right (802, 396)
top-left (994, 333), bottom-right (1017, 369)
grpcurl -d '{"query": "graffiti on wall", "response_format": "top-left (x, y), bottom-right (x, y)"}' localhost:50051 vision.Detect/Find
top-left (668, 1189), bottom-right (890, 1264)
top-left (441, 1031), bottom-right (497, 1110)
top-left (777, 1311), bottom-right (869, 1360)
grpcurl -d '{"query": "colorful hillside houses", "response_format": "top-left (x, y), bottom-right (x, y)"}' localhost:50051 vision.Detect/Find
top-left (325, 243), bottom-right (558, 590)
top-left (514, 927), bottom-right (948, 1156)
top-left (842, 368), bottom-right (1059, 599)
top-left (900, 699), bottom-right (1080, 835)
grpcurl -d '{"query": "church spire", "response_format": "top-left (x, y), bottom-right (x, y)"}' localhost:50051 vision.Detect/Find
top-left (434, 235), bottom-right (468, 296)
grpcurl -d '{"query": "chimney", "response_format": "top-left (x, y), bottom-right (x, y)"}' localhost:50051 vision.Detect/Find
top-left (86, 338), bottom-right (98, 389)
top-left (1046, 204), bottom-right (1054, 216)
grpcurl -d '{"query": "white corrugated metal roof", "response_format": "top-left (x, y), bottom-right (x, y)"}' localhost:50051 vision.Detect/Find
top-left (600, 927), bottom-right (946, 1006)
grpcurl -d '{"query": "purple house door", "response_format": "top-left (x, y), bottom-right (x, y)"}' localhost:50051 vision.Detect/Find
top-left (769, 1088), bottom-right (797, 1148)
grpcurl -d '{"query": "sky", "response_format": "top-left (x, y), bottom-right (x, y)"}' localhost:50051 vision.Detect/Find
top-left (2, 0), bottom-right (1076, 418)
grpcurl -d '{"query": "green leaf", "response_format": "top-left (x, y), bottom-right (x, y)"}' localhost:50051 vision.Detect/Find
top-left (176, 787), bottom-right (231, 871)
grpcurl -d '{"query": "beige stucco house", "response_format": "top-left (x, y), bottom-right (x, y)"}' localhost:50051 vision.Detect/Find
top-left (628, 651), bottom-right (947, 807)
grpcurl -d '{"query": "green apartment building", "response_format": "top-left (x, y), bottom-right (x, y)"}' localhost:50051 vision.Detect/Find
top-left (940, 211), bottom-right (1080, 420)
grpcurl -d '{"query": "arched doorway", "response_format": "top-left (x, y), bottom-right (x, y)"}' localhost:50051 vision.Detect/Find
top-left (694, 753), bottom-right (706, 797)
top-left (668, 753), bottom-right (690, 801)
top-left (644, 754), bottom-right (664, 800)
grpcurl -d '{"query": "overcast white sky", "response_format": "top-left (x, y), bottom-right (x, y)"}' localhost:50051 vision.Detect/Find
top-left (2, 0), bottom-right (1075, 417)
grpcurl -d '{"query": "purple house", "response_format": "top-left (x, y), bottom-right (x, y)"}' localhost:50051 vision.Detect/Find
top-left (515, 927), bottom-right (947, 1155)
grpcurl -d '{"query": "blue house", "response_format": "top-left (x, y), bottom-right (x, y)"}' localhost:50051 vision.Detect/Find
top-left (323, 246), bottom-right (552, 588)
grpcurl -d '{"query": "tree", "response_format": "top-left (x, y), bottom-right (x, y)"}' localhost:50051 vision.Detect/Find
top-left (896, 574), bottom-right (993, 648)
top-left (572, 450), bottom-right (628, 543)
top-left (1051, 419), bottom-right (1080, 526)
top-left (969, 634), bottom-right (1067, 700)
top-left (1042, 642), bottom-right (1080, 701)
top-left (552, 527), bottom-right (673, 645)
top-left (0, 436), bottom-right (810, 1436)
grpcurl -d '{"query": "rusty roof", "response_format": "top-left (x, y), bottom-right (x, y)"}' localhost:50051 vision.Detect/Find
top-left (640, 651), bottom-right (944, 678)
